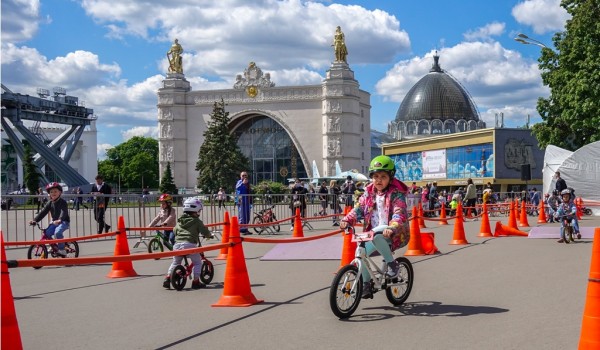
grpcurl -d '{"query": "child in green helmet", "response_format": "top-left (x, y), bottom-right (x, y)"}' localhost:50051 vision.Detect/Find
top-left (339, 155), bottom-right (410, 299)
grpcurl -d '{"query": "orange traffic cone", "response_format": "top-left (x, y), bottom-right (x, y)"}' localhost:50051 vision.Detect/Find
top-left (213, 216), bottom-right (263, 307)
top-left (418, 205), bottom-right (427, 229)
top-left (477, 203), bottom-right (493, 237)
top-left (1, 233), bottom-right (23, 350)
top-left (465, 206), bottom-right (473, 219)
top-left (420, 232), bottom-right (440, 255)
top-left (216, 211), bottom-right (230, 260)
top-left (508, 200), bottom-right (518, 229)
top-left (493, 221), bottom-right (528, 237)
top-left (537, 201), bottom-right (547, 224)
top-left (339, 206), bottom-right (356, 269)
top-left (439, 204), bottom-right (448, 225)
top-left (405, 207), bottom-right (426, 256)
top-left (292, 208), bottom-right (304, 238)
top-left (519, 200), bottom-right (530, 227)
top-left (450, 203), bottom-right (469, 245)
top-left (106, 216), bottom-right (138, 278)
top-left (579, 227), bottom-right (600, 349)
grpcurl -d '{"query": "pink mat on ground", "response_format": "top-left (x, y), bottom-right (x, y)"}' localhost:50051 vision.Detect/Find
top-left (261, 236), bottom-right (343, 260)
top-left (527, 226), bottom-right (596, 239)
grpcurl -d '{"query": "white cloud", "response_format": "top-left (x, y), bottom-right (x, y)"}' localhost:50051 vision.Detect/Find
top-left (121, 126), bottom-right (157, 140)
top-left (97, 143), bottom-right (113, 160)
top-left (512, 0), bottom-right (570, 34)
top-left (463, 22), bottom-right (505, 41)
top-left (375, 41), bottom-right (549, 125)
top-left (1, 0), bottom-right (41, 42)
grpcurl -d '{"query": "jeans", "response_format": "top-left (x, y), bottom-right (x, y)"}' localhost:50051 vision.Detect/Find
top-left (45, 222), bottom-right (70, 250)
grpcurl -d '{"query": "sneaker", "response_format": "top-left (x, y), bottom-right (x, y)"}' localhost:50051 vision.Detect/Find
top-left (57, 249), bottom-right (67, 257)
top-left (361, 281), bottom-right (373, 299)
top-left (191, 280), bottom-right (206, 289)
top-left (162, 277), bottom-right (171, 289)
top-left (577, 233), bottom-right (582, 239)
top-left (557, 238), bottom-right (565, 243)
top-left (290, 226), bottom-right (294, 231)
top-left (104, 225), bottom-right (111, 233)
top-left (242, 231), bottom-right (253, 235)
top-left (386, 260), bottom-right (400, 277)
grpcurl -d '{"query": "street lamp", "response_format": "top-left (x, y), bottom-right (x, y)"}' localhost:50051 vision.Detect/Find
top-left (514, 33), bottom-right (548, 49)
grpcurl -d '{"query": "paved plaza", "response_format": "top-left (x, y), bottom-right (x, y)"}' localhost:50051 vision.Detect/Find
top-left (4, 210), bottom-right (599, 350)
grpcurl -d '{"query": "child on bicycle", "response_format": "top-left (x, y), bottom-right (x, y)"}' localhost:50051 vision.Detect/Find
top-left (553, 189), bottom-right (578, 243)
top-left (163, 197), bottom-right (212, 289)
top-left (339, 155), bottom-right (410, 298)
top-left (29, 182), bottom-right (70, 256)
top-left (148, 193), bottom-right (177, 245)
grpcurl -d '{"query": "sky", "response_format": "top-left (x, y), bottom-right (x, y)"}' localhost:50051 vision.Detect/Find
top-left (1, 0), bottom-right (570, 159)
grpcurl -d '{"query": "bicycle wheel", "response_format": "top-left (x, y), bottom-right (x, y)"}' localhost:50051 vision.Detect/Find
top-left (584, 208), bottom-right (592, 216)
top-left (64, 241), bottom-right (79, 258)
top-left (566, 226), bottom-right (574, 243)
top-left (148, 238), bottom-right (164, 260)
top-left (200, 259), bottom-right (214, 284)
top-left (385, 257), bottom-right (414, 306)
top-left (27, 244), bottom-right (48, 269)
top-left (252, 216), bottom-right (265, 234)
top-left (329, 264), bottom-right (361, 319)
top-left (170, 265), bottom-right (187, 291)
top-left (271, 214), bottom-right (281, 232)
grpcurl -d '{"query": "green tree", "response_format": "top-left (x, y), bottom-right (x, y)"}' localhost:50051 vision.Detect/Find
top-left (97, 136), bottom-right (159, 191)
top-left (532, 0), bottom-right (600, 151)
top-left (159, 162), bottom-right (178, 194)
top-left (195, 99), bottom-right (250, 194)
top-left (23, 143), bottom-right (42, 200)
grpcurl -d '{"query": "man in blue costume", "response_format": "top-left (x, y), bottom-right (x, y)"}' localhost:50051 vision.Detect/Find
top-left (236, 171), bottom-right (252, 235)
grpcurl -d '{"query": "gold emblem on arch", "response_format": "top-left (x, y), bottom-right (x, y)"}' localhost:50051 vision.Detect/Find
top-left (246, 85), bottom-right (258, 98)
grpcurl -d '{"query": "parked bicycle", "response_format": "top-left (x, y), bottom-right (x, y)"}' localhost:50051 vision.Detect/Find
top-left (252, 205), bottom-right (281, 234)
top-left (27, 222), bottom-right (79, 269)
top-left (329, 225), bottom-right (414, 319)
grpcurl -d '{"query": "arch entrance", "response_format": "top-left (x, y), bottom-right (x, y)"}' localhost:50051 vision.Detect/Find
top-left (232, 114), bottom-right (307, 184)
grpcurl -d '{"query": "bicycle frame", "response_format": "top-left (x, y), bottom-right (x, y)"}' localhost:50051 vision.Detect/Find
top-left (348, 237), bottom-right (390, 294)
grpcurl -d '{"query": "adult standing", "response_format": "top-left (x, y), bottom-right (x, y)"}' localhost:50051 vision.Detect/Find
top-left (217, 187), bottom-right (226, 210)
top-left (318, 180), bottom-right (329, 216)
top-left (289, 179), bottom-right (308, 230)
top-left (91, 174), bottom-right (112, 233)
top-left (554, 171), bottom-right (567, 193)
top-left (329, 179), bottom-right (342, 226)
top-left (463, 178), bottom-right (477, 215)
top-left (428, 181), bottom-right (438, 217)
top-left (341, 175), bottom-right (356, 209)
top-left (236, 171), bottom-right (252, 235)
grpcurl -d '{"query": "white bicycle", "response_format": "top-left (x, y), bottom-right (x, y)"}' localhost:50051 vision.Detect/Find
top-left (329, 225), bottom-right (414, 319)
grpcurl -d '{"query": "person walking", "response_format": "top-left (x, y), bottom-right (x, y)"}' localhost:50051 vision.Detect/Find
top-left (463, 178), bottom-right (477, 216)
top-left (235, 171), bottom-right (252, 235)
top-left (91, 174), bottom-right (112, 233)
top-left (217, 187), bottom-right (226, 210)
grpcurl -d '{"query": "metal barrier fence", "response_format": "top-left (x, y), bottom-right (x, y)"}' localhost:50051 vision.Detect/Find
top-left (0, 193), bottom-right (358, 245)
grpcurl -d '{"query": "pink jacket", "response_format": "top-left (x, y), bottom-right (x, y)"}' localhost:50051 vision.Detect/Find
top-left (342, 178), bottom-right (410, 251)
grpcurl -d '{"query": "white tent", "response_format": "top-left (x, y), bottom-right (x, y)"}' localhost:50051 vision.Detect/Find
top-left (542, 141), bottom-right (600, 215)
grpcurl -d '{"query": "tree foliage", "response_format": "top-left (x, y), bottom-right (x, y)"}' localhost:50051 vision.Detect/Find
top-left (159, 162), bottom-right (178, 194)
top-left (97, 136), bottom-right (159, 191)
top-left (195, 99), bottom-right (250, 194)
top-left (532, 0), bottom-right (600, 151)
top-left (23, 143), bottom-right (42, 197)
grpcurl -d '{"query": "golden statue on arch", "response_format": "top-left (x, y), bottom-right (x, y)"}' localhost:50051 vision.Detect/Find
top-left (332, 26), bottom-right (348, 63)
top-left (167, 39), bottom-right (183, 74)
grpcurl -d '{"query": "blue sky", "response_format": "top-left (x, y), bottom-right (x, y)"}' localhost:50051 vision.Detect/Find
top-left (1, 0), bottom-right (569, 159)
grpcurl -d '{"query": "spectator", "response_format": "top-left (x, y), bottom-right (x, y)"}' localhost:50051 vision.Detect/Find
top-left (463, 179), bottom-right (477, 215)
top-left (91, 174), bottom-right (112, 233)
top-left (142, 186), bottom-right (150, 203)
top-left (329, 179), bottom-right (342, 226)
top-left (217, 187), bottom-right (226, 210)
top-left (428, 182), bottom-right (438, 217)
top-left (235, 171), bottom-right (252, 235)
top-left (554, 171), bottom-right (567, 193)
top-left (341, 175), bottom-right (356, 208)
top-left (289, 179), bottom-right (308, 230)
top-left (318, 180), bottom-right (328, 216)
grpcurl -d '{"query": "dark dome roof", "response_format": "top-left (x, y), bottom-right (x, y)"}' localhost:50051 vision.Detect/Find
top-left (395, 54), bottom-right (480, 123)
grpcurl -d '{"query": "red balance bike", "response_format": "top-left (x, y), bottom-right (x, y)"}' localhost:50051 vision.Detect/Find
top-left (27, 223), bottom-right (79, 269)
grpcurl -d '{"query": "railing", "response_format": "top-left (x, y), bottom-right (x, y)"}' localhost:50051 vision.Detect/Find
top-left (0, 193), bottom-right (355, 244)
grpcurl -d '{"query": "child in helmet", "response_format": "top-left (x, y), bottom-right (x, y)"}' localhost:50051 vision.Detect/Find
top-left (163, 197), bottom-right (212, 289)
top-left (339, 155), bottom-right (410, 299)
top-left (553, 189), bottom-right (578, 243)
top-left (148, 193), bottom-right (177, 245)
top-left (29, 182), bottom-right (70, 256)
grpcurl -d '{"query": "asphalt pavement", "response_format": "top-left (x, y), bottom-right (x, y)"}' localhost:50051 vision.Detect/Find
top-left (4, 211), bottom-right (600, 350)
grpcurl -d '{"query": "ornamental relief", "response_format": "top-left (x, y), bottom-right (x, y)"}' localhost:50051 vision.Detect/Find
top-left (159, 96), bottom-right (174, 105)
top-left (160, 122), bottom-right (173, 138)
top-left (158, 108), bottom-right (173, 120)
top-left (327, 136), bottom-right (341, 156)
top-left (329, 115), bottom-right (340, 132)
top-left (160, 142), bottom-right (174, 162)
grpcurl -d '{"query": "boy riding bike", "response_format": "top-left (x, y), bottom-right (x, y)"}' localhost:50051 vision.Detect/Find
top-left (163, 197), bottom-right (212, 289)
top-left (29, 182), bottom-right (70, 256)
top-left (148, 193), bottom-right (177, 245)
top-left (554, 189), bottom-right (579, 243)
top-left (339, 155), bottom-right (410, 298)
